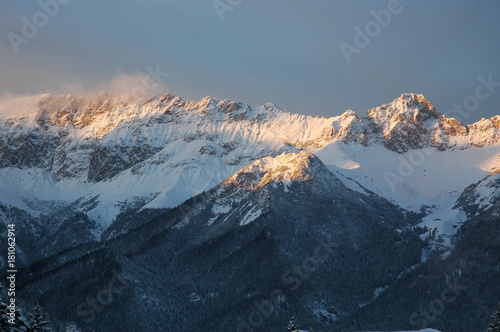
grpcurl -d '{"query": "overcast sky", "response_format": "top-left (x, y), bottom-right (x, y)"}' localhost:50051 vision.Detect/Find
top-left (1, 0), bottom-right (499, 122)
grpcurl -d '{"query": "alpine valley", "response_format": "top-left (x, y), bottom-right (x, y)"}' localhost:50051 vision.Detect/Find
top-left (0, 92), bottom-right (498, 331)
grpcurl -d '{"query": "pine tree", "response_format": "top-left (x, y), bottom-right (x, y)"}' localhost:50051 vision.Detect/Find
top-left (287, 316), bottom-right (300, 332)
top-left (27, 304), bottom-right (52, 332)
top-left (487, 302), bottom-right (500, 332)
top-left (0, 283), bottom-right (39, 332)
top-left (14, 306), bottom-right (29, 332)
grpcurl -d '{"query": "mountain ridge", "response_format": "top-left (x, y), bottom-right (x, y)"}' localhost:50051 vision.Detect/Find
top-left (0, 92), bottom-right (498, 240)
top-left (1, 92), bottom-right (499, 154)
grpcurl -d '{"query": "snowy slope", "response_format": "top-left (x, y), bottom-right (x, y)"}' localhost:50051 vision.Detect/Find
top-left (416, 169), bottom-right (500, 249)
top-left (318, 141), bottom-right (499, 213)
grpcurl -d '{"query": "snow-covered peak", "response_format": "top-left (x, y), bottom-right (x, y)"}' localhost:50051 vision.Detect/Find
top-left (225, 152), bottom-right (323, 189)
top-left (367, 93), bottom-right (439, 125)
top-left (364, 93), bottom-right (493, 152)
top-left (340, 109), bottom-right (358, 118)
top-left (396, 92), bottom-right (436, 112)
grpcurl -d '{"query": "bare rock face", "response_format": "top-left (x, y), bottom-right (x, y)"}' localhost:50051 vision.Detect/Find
top-left (88, 145), bottom-right (162, 182)
top-left (364, 93), bottom-right (440, 152)
top-left (332, 110), bottom-right (369, 145)
top-left (0, 118), bottom-right (62, 170)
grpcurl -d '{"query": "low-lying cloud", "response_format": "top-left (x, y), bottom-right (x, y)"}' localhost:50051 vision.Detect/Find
top-left (56, 72), bottom-right (169, 98)
top-left (0, 92), bottom-right (43, 117)
top-left (0, 72), bottom-right (170, 117)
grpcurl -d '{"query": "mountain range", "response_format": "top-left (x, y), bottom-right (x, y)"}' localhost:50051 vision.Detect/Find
top-left (0, 92), bottom-right (498, 331)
